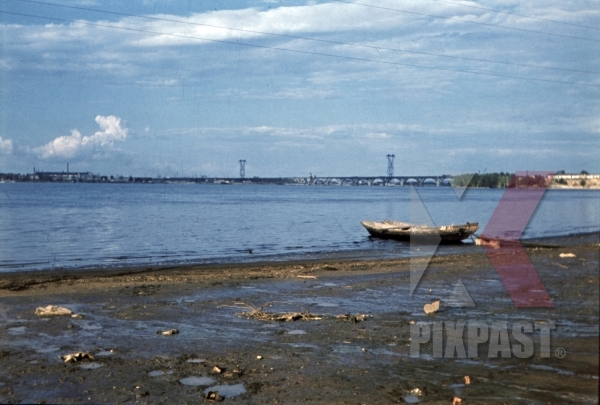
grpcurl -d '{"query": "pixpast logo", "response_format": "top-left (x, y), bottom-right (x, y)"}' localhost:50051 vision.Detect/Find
top-left (409, 171), bottom-right (554, 308)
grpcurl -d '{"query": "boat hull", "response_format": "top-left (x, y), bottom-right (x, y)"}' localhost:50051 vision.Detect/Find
top-left (361, 221), bottom-right (478, 243)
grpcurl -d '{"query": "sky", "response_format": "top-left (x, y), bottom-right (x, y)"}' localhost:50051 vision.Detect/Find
top-left (0, 0), bottom-right (598, 178)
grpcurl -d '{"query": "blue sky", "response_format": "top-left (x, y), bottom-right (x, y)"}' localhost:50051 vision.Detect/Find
top-left (0, 0), bottom-right (598, 177)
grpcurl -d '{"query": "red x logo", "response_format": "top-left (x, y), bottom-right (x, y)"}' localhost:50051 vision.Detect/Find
top-left (480, 171), bottom-right (554, 307)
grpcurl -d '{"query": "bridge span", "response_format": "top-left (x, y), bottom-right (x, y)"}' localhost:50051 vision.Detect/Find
top-left (181, 175), bottom-right (454, 186)
top-left (299, 175), bottom-right (452, 186)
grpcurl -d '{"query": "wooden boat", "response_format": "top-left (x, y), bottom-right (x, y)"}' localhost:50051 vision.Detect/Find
top-left (360, 220), bottom-right (478, 243)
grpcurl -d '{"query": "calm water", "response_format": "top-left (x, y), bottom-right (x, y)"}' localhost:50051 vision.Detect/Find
top-left (0, 183), bottom-right (598, 272)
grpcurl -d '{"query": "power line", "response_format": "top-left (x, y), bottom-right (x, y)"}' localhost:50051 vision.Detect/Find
top-left (1, 9), bottom-right (598, 88)
top-left (426, 0), bottom-right (600, 31)
top-left (7, 0), bottom-right (599, 75)
top-left (335, 0), bottom-right (600, 43)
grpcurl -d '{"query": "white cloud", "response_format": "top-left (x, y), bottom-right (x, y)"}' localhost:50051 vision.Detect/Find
top-left (2, 0), bottom-right (597, 90)
top-left (36, 115), bottom-right (128, 159)
top-left (0, 137), bottom-right (13, 154)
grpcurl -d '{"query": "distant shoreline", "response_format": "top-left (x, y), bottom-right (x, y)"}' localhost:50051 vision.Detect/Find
top-left (2, 170), bottom-right (599, 189)
top-left (548, 185), bottom-right (600, 190)
top-left (1, 180), bottom-right (600, 189)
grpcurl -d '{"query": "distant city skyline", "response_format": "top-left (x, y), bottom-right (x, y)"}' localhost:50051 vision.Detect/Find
top-left (0, 1), bottom-right (598, 177)
top-left (4, 164), bottom-right (595, 180)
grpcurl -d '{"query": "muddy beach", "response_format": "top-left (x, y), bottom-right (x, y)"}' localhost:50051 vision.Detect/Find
top-left (0, 234), bottom-right (598, 404)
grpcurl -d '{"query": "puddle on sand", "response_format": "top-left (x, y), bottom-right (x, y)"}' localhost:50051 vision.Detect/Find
top-left (148, 370), bottom-right (173, 377)
top-left (288, 343), bottom-right (319, 349)
top-left (332, 344), bottom-right (363, 354)
top-left (449, 383), bottom-right (465, 396)
top-left (80, 363), bottom-right (103, 370)
top-left (316, 302), bottom-right (338, 307)
top-left (148, 370), bottom-right (164, 377)
top-left (95, 351), bottom-right (114, 357)
top-left (529, 365), bottom-right (575, 376)
top-left (179, 376), bottom-right (215, 386)
top-left (186, 358), bottom-right (205, 363)
top-left (370, 348), bottom-right (404, 357)
top-left (7, 326), bottom-right (26, 334)
top-left (148, 370), bottom-right (174, 377)
top-left (79, 322), bottom-right (102, 330)
top-left (36, 347), bottom-right (60, 353)
top-left (287, 330), bottom-right (306, 335)
top-left (203, 383), bottom-right (246, 398)
top-left (402, 394), bottom-right (419, 403)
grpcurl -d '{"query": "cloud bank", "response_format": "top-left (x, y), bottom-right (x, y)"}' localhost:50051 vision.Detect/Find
top-left (36, 115), bottom-right (128, 159)
top-left (0, 1), bottom-right (597, 175)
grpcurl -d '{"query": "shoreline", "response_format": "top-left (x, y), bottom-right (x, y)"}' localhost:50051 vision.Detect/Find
top-left (1, 232), bottom-right (598, 292)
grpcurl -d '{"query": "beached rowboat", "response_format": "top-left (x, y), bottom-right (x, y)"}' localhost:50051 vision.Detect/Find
top-left (360, 220), bottom-right (478, 243)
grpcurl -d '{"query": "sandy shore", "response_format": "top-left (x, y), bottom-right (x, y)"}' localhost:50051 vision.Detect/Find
top-left (0, 234), bottom-right (598, 404)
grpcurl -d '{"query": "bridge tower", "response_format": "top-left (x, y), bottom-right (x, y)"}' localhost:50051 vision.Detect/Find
top-left (239, 160), bottom-right (246, 179)
top-left (386, 154), bottom-right (395, 178)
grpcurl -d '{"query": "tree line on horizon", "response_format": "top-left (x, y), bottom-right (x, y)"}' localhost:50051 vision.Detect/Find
top-left (452, 172), bottom-right (513, 188)
top-left (453, 170), bottom-right (592, 188)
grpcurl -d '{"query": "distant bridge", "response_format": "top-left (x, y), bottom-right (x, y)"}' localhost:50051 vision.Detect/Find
top-left (300, 175), bottom-right (453, 186)
top-left (176, 175), bottom-right (454, 186)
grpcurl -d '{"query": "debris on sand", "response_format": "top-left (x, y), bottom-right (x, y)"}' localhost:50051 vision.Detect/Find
top-left (559, 253), bottom-right (576, 258)
top-left (226, 302), bottom-right (323, 322)
top-left (35, 305), bottom-right (73, 316)
top-left (475, 236), bottom-right (502, 249)
top-left (60, 352), bottom-right (94, 363)
top-left (336, 313), bottom-right (369, 323)
top-left (424, 300), bottom-right (441, 315)
top-left (452, 397), bottom-right (462, 405)
top-left (464, 375), bottom-right (471, 385)
top-left (410, 388), bottom-right (422, 396)
top-left (157, 329), bottom-right (179, 335)
top-left (213, 366), bottom-right (223, 374)
top-left (136, 391), bottom-right (149, 399)
top-left (204, 390), bottom-right (224, 402)
top-left (297, 275), bottom-right (317, 279)
top-left (256, 355), bottom-right (263, 360)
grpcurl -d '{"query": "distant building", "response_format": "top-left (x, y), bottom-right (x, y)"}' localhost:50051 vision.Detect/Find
top-left (35, 169), bottom-right (91, 182)
top-left (552, 173), bottom-right (600, 180)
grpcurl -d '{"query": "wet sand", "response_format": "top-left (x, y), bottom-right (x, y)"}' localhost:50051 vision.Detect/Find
top-left (0, 234), bottom-right (598, 404)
